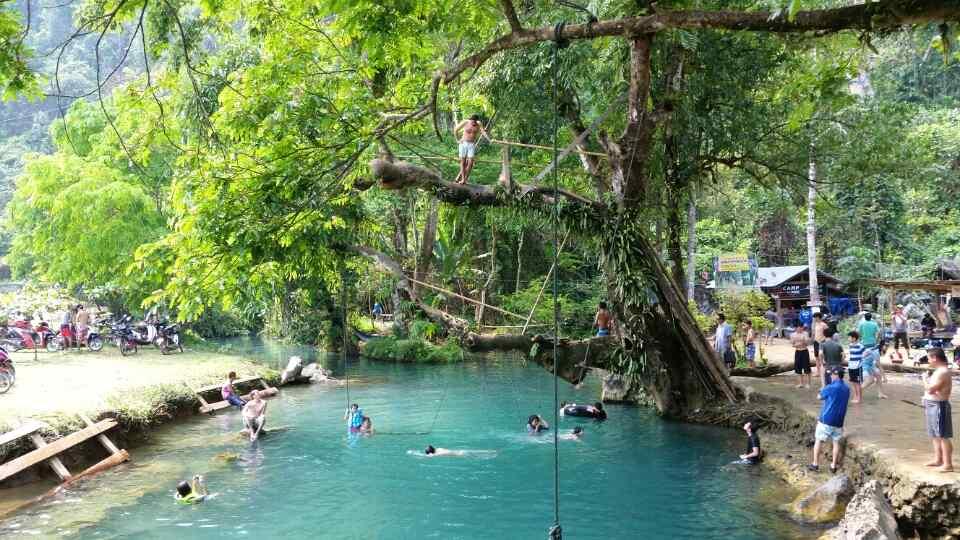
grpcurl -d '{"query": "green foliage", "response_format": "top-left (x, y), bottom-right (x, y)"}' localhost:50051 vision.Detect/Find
top-left (362, 336), bottom-right (464, 363)
top-left (409, 320), bottom-right (440, 342)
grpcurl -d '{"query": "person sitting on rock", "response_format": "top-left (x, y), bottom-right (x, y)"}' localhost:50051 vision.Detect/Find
top-left (175, 475), bottom-right (208, 504)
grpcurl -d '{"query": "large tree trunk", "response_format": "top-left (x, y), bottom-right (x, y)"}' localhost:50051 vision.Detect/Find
top-left (414, 199), bottom-right (439, 296)
top-left (686, 196), bottom-right (697, 302)
top-left (806, 145), bottom-right (821, 309)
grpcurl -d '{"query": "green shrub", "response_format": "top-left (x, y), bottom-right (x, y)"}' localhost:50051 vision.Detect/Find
top-left (409, 320), bottom-right (440, 342)
top-left (362, 336), bottom-right (464, 363)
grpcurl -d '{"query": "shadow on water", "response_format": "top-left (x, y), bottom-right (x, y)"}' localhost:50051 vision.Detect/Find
top-left (0, 348), bottom-right (821, 539)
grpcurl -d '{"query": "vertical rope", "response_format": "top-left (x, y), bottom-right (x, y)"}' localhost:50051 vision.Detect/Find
top-left (342, 269), bottom-right (350, 412)
top-left (549, 31), bottom-right (563, 540)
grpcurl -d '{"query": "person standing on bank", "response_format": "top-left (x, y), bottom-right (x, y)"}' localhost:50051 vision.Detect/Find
top-left (594, 302), bottom-right (613, 337)
top-left (846, 331), bottom-right (865, 404)
top-left (819, 329), bottom-right (844, 389)
top-left (791, 322), bottom-right (812, 389)
top-left (743, 320), bottom-right (757, 369)
top-left (453, 114), bottom-right (489, 185)
top-left (812, 312), bottom-right (829, 378)
top-left (922, 347), bottom-right (953, 473)
top-left (891, 305), bottom-right (910, 363)
top-left (809, 367), bottom-right (850, 474)
top-left (714, 313), bottom-right (735, 369)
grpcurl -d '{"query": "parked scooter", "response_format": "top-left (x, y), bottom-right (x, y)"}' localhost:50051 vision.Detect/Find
top-left (130, 319), bottom-right (161, 346)
top-left (155, 321), bottom-right (183, 354)
top-left (108, 316), bottom-right (139, 356)
top-left (0, 345), bottom-right (15, 394)
top-left (2, 320), bottom-right (58, 352)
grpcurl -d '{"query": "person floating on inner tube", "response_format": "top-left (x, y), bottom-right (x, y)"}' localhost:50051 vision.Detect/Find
top-left (559, 401), bottom-right (607, 420)
top-left (527, 414), bottom-right (549, 433)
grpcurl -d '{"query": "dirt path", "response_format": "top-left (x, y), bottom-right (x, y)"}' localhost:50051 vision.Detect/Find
top-left (1, 347), bottom-right (263, 423)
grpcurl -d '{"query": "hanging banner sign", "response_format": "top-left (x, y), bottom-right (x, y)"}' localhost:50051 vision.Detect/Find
top-left (717, 254), bottom-right (751, 272)
top-left (713, 254), bottom-right (758, 289)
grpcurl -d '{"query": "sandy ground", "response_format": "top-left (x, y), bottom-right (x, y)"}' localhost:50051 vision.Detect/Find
top-left (0, 346), bottom-right (263, 424)
top-left (752, 338), bottom-right (960, 487)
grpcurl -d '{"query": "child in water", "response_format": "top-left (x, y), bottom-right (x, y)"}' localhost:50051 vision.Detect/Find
top-left (527, 415), bottom-right (549, 433)
top-left (359, 416), bottom-right (374, 434)
top-left (175, 475), bottom-right (209, 504)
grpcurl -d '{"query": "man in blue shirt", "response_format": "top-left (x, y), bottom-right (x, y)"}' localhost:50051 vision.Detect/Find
top-left (809, 367), bottom-right (850, 474)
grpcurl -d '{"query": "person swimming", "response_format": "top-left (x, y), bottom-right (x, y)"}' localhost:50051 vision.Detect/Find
top-left (560, 402), bottom-right (607, 420)
top-left (344, 403), bottom-right (364, 431)
top-left (359, 416), bottom-right (374, 434)
top-left (527, 414), bottom-right (549, 433)
top-left (559, 426), bottom-right (584, 441)
top-left (416, 445), bottom-right (497, 458)
top-left (175, 475), bottom-right (208, 504)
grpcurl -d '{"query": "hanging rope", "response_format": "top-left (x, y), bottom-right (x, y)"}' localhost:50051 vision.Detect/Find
top-left (548, 21), bottom-right (568, 540)
top-left (342, 268), bottom-right (350, 415)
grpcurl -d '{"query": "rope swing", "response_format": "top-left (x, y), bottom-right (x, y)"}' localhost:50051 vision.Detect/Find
top-left (548, 20), bottom-right (568, 540)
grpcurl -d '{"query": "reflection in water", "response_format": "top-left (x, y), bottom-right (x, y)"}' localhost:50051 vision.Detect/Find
top-left (0, 356), bottom-right (816, 539)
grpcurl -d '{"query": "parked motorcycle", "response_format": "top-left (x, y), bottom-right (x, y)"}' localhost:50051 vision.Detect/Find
top-left (0, 345), bottom-right (15, 394)
top-left (155, 321), bottom-right (183, 354)
top-left (130, 319), bottom-right (161, 346)
top-left (2, 320), bottom-right (59, 352)
top-left (108, 316), bottom-right (139, 356)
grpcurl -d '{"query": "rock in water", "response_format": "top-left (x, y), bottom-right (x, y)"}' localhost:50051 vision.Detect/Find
top-left (280, 356), bottom-right (304, 385)
top-left (300, 363), bottom-right (318, 378)
top-left (821, 481), bottom-right (902, 540)
top-left (599, 370), bottom-right (640, 403)
top-left (791, 474), bottom-right (855, 524)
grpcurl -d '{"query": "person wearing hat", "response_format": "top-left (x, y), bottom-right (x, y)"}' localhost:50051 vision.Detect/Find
top-left (809, 367), bottom-right (850, 474)
top-left (891, 304), bottom-right (910, 363)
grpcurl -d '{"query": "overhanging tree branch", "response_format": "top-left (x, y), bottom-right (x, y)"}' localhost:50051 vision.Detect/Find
top-left (438, 0), bottom-right (960, 88)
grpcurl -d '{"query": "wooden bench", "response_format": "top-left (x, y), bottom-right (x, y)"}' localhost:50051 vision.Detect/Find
top-left (0, 417), bottom-right (127, 483)
top-left (191, 377), bottom-right (279, 414)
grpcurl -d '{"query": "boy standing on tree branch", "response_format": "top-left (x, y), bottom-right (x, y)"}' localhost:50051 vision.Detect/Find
top-left (453, 114), bottom-right (489, 185)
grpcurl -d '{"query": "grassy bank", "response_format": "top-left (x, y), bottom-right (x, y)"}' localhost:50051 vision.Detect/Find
top-left (0, 347), bottom-right (279, 488)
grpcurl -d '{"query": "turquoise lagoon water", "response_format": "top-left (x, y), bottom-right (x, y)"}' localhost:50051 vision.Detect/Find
top-left (0, 356), bottom-right (814, 539)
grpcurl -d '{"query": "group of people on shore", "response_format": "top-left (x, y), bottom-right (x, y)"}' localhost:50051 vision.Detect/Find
top-left (733, 307), bottom-right (956, 475)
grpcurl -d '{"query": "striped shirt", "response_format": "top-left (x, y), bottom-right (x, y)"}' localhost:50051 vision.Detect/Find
top-left (848, 342), bottom-right (865, 369)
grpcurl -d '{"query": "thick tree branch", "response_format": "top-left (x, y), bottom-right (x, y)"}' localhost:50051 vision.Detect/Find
top-left (368, 159), bottom-right (604, 211)
top-left (500, 0), bottom-right (523, 32)
top-left (439, 0), bottom-right (960, 87)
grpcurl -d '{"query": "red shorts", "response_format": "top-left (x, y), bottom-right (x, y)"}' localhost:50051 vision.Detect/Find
top-left (60, 324), bottom-right (73, 338)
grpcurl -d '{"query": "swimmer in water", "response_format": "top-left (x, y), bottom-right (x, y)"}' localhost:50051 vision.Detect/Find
top-left (417, 445), bottom-right (497, 458)
top-left (175, 475), bottom-right (208, 504)
top-left (344, 403), bottom-right (363, 431)
top-left (527, 414), bottom-right (549, 433)
top-left (359, 416), bottom-right (374, 435)
top-left (424, 445), bottom-right (465, 457)
top-left (559, 426), bottom-right (584, 440)
top-left (559, 402), bottom-right (607, 420)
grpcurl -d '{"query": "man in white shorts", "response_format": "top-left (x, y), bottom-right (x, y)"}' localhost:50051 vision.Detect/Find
top-left (809, 367), bottom-right (850, 474)
top-left (453, 114), bottom-right (489, 185)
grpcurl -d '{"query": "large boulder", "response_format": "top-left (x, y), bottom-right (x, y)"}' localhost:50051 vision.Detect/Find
top-left (280, 356), bottom-right (304, 385)
top-left (599, 371), bottom-right (641, 403)
top-left (791, 474), bottom-right (855, 524)
top-left (821, 481), bottom-right (902, 540)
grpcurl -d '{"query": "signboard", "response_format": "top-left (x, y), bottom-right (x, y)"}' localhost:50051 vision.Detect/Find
top-left (717, 254), bottom-right (751, 272)
top-left (713, 254), bottom-right (758, 289)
